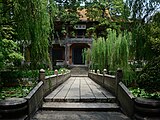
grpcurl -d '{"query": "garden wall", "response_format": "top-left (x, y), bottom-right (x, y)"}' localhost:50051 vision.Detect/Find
top-left (88, 71), bottom-right (135, 118)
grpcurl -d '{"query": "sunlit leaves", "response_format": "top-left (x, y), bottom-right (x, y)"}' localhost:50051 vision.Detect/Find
top-left (90, 30), bottom-right (132, 84)
top-left (0, 38), bottom-right (23, 69)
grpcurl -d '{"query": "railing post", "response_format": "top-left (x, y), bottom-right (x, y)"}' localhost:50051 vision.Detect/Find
top-left (54, 69), bottom-right (58, 86)
top-left (54, 69), bottom-right (58, 76)
top-left (103, 69), bottom-right (107, 76)
top-left (39, 69), bottom-right (45, 82)
top-left (97, 69), bottom-right (100, 74)
top-left (116, 68), bottom-right (123, 97)
top-left (103, 69), bottom-right (107, 85)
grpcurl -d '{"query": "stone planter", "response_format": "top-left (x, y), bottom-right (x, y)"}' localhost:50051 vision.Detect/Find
top-left (134, 97), bottom-right (160, 120)
top-left (0, 98), bottom-right (28, 119)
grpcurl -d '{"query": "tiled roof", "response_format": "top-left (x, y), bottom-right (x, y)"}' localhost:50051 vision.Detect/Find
top-left (77, 9), bottom-right (88, 21)
top-left (77, 9), bottom-right (112, 21)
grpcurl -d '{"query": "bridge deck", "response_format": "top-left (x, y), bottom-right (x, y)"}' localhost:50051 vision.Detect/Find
top-left (45, 77), bottom-right (115, 102)
top-left (33, 77), bottom-right (131, 120)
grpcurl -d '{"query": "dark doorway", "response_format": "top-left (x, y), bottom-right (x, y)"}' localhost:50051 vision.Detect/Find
top-left (72, 47), bottom-right (84, 65)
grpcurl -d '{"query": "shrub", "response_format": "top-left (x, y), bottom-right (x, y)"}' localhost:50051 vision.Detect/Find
top-left (138, 56), bottom-right (160, 93)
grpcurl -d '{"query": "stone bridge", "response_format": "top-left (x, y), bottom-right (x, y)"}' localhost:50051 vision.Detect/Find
top-left (32, 67), bottom-right (131, 120)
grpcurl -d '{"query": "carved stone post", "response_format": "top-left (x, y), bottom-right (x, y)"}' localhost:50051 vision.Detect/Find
top-left (103, 69), bottom-right (107, 85)
top-left (115, 68), bottom-right (123, 97)
top-left (103, 69), bottom-right (107, 76)
top-left (54, 69), bottom-right (58, 76)
top-left (39, 69), bottom-right (45, 82)
top-left (97, 69), bottom-right (100, 74)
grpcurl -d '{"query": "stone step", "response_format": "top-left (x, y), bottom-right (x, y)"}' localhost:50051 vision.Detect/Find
top-left (44, 96), bottom-right (116, 103)
top-left (32, 111), bottom-right (131, 120)
top-left (42, 102), bottom-right (120, 111)
top-left (71, 75), bottom-right (88, 77)
top-left (70, 67), bottom-right (88, 76)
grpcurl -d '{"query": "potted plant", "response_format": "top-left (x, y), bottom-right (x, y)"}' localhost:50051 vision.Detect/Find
top-left (130, 56), bottom-right (160, 120)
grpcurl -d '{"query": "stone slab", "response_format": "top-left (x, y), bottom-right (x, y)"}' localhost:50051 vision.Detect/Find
top-left (32, 111), bottom-right (131, 120)
top-left (45, 84), bottom-right (65, 102)
top-left (45, 77), bottom-right (116, 102)
top-left (53, 78), bottom-right (75, 100)
top-left (42, 102), bottom-right (120, 111)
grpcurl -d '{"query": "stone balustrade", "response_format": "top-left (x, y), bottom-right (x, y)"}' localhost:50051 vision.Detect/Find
top-left (88, 69), bottom-right (135, 118)
top-left (0, 69), bottom-right (71, 120)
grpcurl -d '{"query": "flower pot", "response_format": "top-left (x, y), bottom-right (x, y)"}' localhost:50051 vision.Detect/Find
top-left (134, 97), bottom-right (160, 120)
top-left (0, 98), bottom-right (28, 119)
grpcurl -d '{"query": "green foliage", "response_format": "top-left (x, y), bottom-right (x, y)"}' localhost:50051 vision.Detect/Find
top-left (130, 87), bottom-right (160, 99)
top-left (138, 56), bottom-right (160, 93)
top-left (130, 22), bottom-right (147, 60)
top-left (45, 70), bottom-right (54, 76)
top-left (0, 1), bottom-right (24, 70)
top-left (87, 29), bottom-right (133, 84)
top-left (0, 27), bottom-right (23, 69)
top-left (0, 86), bottom-right (33, 100)
top-left (83, 48), bottom-right (91, 65)
top-left (107, 29), bottom-right (133, 84)
top-left (45, 68), bottom-right (69, 76)
top-left (91, 37), bottom-right (107, 72)
top-left (85, 0), bottom-right (126, 21)
top-left (55, 0), bottom-right (79, 26)
top-left (1, 70), bottom-right (39, 80)
top-left (14, 0), bottom-right (51, 69)
top-left (145, 12), bottom-right (160, 59)
top-left (58, 68), bottom-right (69, 74)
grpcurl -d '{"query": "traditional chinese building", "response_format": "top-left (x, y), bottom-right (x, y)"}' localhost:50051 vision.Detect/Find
top-left (24, 9), bottom-right (113, 67)
top-left (52, 9), bottom-right (96, 67)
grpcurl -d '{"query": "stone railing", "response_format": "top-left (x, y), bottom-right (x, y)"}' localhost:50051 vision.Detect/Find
top-left (0, 69), bottom-right (71, 120)
top-left (26, 69), bottom-right (71, 119)
top-left (40, 69), bottom-right (71, 96)
top-left (88, 69), bottom-right (135, 118)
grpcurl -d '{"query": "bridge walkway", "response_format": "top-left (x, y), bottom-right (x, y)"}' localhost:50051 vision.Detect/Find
top-left (32, 76), bottom-right (130, 120)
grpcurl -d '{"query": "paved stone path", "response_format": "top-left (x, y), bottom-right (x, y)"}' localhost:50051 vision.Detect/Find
top-left (45, 77), bottom-right (115, 102)
top-left (32, 111), bottom-right (130, 120)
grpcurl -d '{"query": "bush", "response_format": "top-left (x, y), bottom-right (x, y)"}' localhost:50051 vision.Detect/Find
top-left (1, 70), bottom-right (38, 87)
top-left (138, 56), bottom-right (160, 93)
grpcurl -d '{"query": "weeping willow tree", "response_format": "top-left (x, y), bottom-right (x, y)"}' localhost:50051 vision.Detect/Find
top-left (14, 0), bottom-right (51, 69)
top-left (0, 0), bottom-right (24, 69)
top-left (87, 29), bottom-right (133, 84)
top-left (91, 37), bottom-right (107, 72)
top-left (82, 48), bottom-right (91, 65)
top-left (107, 29), bottom-right (133, 84)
